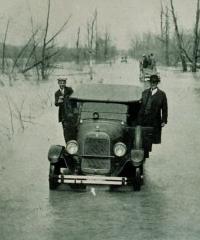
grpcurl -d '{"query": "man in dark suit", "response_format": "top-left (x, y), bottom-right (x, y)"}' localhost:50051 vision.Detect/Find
top-left (55, 78), bottom-right (76, 143)
top-left (138, 74), bottom-right (168, 144)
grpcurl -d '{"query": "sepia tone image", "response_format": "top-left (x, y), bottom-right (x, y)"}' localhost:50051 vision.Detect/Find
top-left (0, 0), bottom-right (200, 239)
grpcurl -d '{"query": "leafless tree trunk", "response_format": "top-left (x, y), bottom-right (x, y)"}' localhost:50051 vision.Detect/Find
top-left (90, 11), bottom-right (97, 51)
top-left (41, 0), bottom-right (51, 80)
top-left (165, 7), bottom-right (170, 66)
top-left (95, 9), bottom-right (98, 62)
top-left (26, 1), bottom-right (40, 82)
top-left (2, 20), bottom-right (10, 74)
top-left (104, 30), bottom-right (110, 61)
top-left (192, 0), bottom-right (200, 72)
top-left (160, 1), bottom-right (164, 39)
top-left (170, 0), bottom-right (187, 71)
top-left (159, 3), bottom-right (170, 65)
top-left (28, 16), bottom-right (40, 82)
top-left (76, 27), bottom-right (81, 64)
top-left (87, 10), bottom-right (97, 80)
top-left (87, 22), bottom-right (90, 50)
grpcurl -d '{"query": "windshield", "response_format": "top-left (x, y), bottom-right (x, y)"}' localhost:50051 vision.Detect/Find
top-left (80, 102), bottom-right (128, 121)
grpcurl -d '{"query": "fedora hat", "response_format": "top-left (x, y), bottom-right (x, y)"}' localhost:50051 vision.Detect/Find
top-left (149, 74), bottom-right (160, 83)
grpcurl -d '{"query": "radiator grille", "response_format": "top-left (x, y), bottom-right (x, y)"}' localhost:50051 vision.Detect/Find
top-left (84, 137), bottom-right (109, 156)
top-left (82, 133), bottom-right (111, 174)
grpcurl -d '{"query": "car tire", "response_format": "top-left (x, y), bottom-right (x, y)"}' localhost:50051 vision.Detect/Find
top-left (133, 168), bottom-right (142, 191)
top-left (133, 126), bottom-right (143, 191)
top-left (49, 164), bottom-right (59, 190)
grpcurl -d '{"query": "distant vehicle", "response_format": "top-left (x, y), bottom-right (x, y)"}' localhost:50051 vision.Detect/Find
top-left (121, 56), bottom-right (128, 63)
top-left (48, 84), bottom-right (154, 191)
top-left (139, 68), bottom-right (160, 82)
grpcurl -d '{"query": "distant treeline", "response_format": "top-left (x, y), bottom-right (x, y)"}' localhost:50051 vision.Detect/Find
top-left (0, 41), bottom-right (118, 64)
top-left (128, 32), bottom-right (183, 66)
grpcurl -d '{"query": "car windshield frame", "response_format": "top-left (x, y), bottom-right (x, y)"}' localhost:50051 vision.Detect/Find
top-left (77, 101), bottom-right (128, 122)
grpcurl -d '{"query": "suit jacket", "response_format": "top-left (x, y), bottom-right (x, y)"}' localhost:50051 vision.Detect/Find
top-left (55, 86), bottom-right (73, 122)
top-left (138, 88), bottom-right (168, 143)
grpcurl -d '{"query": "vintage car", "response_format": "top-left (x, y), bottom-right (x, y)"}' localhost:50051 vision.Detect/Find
top-left (121, 56), bottom-right (128, 63)
top-left (48, 84), bottom-right (153, 191)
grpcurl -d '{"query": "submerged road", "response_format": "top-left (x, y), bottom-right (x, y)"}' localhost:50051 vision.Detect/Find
top-left (1, 61), bottom-right (200, 240)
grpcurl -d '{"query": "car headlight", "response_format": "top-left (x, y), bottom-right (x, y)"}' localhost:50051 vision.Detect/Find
top-left (66, 140), bottom-right (78, 155)
top-left (113, 142), bottom-right (127, 157)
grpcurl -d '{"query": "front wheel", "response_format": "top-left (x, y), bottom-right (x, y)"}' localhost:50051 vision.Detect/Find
top-left (133, 168), bottom-right (142, 191)
top-left (49, 164), bottom-right (60, 190)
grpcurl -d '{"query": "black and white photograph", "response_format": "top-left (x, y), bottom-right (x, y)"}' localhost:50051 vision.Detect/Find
top-left (0, 0), bottom-right (200, 239)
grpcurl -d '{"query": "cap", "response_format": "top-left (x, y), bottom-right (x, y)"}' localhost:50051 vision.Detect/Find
top-left (149, 74), bottom-right (160, 83)
top-left (57, 77), bottom-right (67, 83)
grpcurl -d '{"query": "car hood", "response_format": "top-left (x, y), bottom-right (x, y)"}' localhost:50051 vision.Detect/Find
top-left (77, 120), bottom-right (126, 141)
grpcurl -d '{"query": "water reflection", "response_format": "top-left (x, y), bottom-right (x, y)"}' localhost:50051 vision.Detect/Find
top-left (47, 178), bottom-right (168, 240)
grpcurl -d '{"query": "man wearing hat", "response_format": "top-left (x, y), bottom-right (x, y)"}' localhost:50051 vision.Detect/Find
top-left (140, 54), bottom-right (149, 70)
top-left (137, 74), bottom-right (168, 144)
top-left (55, 78), bottom-right (75, 143)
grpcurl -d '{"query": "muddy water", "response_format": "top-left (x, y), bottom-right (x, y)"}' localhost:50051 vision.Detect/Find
top-left (1, 61), bottom-right (200, 240)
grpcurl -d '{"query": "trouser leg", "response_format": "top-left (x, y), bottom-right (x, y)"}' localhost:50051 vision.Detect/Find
top-left (62, 121), bottom-right (77, 143)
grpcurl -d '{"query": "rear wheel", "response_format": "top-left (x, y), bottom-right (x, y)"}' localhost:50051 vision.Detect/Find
top-left (49, 164), bottom-right (60, 190)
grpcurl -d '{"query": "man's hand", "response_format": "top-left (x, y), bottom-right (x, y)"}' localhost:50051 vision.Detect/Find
top-left (161, 122), bottom-right (165, 127)
top-left (58, 96), bottom-right (64, 103)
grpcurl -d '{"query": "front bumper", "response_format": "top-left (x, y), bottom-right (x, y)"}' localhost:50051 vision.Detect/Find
top-left (57, 174), bottom-right (127, 186)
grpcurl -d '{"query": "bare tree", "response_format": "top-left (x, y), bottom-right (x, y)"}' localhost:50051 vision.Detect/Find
top-left (26, 16), bottom-right (40, 82)
top-left (165, 7), bottom-right (170, 66)
top-left (86, 9), bottom-right (97, 80)
top-left (2, 20), bottom-right (10, 74)
top-left (160, 4), bottom-right (170, 65)
top-left (95, 9), bottom-right (98, 62)
top-left (191, 0), bottom-right (200, 72)
top-left (104, 29), bottom-right (110, 61)
top-left (170, 0), bottom-right (187, 71)
top-left (160, 1), bottom-right (164, 39)
top-left (22, 0), bottom-right (71, 79)
top-left (76, 27), bottom-right (81, 64)
top-left (41, 0), bottom-right (51, 79)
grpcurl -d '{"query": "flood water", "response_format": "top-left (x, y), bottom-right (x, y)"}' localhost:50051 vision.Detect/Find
top-left (1, 60), bottom-right (200, 240)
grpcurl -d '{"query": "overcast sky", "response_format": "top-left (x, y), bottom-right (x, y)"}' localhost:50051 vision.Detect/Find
top-left (0, 0), bottom-right (198, 49)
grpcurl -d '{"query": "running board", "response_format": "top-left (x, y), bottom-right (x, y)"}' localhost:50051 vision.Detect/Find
top-left (57, 175), bottom-right (127, 186)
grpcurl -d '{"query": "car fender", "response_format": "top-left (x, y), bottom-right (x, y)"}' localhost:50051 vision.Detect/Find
top-left (48, 145), bottom-right (65, 164)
